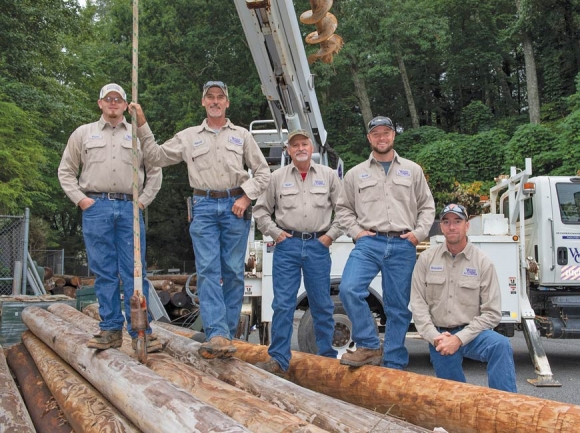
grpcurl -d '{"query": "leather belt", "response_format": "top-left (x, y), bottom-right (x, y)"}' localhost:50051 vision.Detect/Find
top-left (86, 192), bottom-right (133, 201)
top-left (437, 325), bottom-right (467, 333)
top-left (281, 228), bottom-right (327, 240)
top-left (369, 229), bottom-right (410, 238)
top-left (192, 187), bottom-right (244, 199)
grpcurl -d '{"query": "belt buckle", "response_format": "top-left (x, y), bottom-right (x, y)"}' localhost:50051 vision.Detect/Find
top-left (107, 192), bottom-right (115, 200)
top-left (301, 232), bottom-right (313, 240)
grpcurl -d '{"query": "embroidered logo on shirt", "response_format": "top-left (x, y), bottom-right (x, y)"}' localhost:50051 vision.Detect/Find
top-left (193, 139), bottom-right (204, 147)
top-left (228, 136), bottom-right (243, 146)
top-left (359, 173), bottom-right (371, 180)
top-left (90, 134), bottom-right (103, 139)
top-left (313, 179), bottom-right (326, 187)
top-left (430, 265), bottom-right (444, 272)
top-left (463, 267), bottom-right (479, 277)
top-left (283, 182), bottom-right (295, 188)
top-left (124, 134), bottom-right (132, 141)
top-left (397, 169), bottom-right (411, 177)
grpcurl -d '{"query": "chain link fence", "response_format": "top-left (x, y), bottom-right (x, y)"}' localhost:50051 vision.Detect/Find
top-left (0, 212), bottom-right (27, 295)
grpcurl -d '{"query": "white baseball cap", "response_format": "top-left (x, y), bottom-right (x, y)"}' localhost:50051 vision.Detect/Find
top-left (99, 83), bottom-right (127, 101)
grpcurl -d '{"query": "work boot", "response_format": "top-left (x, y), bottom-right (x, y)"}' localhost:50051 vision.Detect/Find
top-left (340, 346), bottom-right (382, 367)
top-left (198, 336), bottom-right (237, 359)
top-left (131, 333), bottom-right (163, 353)
top-left (255, 358), bottom-right (287, 378)
top-left (87, 330), bottom-right (122, 350)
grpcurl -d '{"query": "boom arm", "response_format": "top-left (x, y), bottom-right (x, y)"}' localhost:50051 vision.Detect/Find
top-left (233, 0), bottom-right (333, 164)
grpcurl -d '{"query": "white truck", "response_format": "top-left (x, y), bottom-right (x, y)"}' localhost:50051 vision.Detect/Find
top-left (442, 158), bottom-right (580, 387)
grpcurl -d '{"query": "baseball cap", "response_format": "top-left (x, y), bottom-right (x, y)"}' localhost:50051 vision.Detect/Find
top-left (202, 81), bottom-right (229, 99)
top-left (367, 116), bottom-right (395, 133)
top-left (440, 203), bottom-right (468, 220)
top-left (288, 129), bottom-right (311, 143)
top-left (99, 83), bottom-right (127, 101)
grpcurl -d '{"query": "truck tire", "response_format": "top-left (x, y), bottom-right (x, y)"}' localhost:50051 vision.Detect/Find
top-left (297, 296), bottom-right (378, 358)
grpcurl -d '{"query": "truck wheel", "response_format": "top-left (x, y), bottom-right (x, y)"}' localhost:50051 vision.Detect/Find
top-left (297, 296), bottom-right (361, 358)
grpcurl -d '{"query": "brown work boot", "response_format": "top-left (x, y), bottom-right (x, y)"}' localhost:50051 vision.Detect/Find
top-left (340, 346), bottom-right (382, 367)
top-left (87, 330), bottom-right (122, 350)
top-left (255, 358), bottom-right (287, 378)
top-left (198, 336), bottom-right (237, 359)
top-left (132, 333), bottom-right (163, 353)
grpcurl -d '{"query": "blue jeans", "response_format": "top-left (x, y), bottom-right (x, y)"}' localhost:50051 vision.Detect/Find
top-left (190, 195), bottom-right (250, 340)
top-left (339, 235), bottom-right (416, 369)
top-left (429, 328), bottom-right (517, 392)
top-left (82, 198), bottom-right (152, 339)
top-left (269, 237), bottom-right (337, 371)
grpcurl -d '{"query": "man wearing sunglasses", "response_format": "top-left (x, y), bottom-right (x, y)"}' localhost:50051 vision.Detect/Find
top-left (130, 81), bottom-right (270, 359)
top-left (410, 204), bottom-right (517, 392)
top-left (58, 83), bottom-right (162, 352)
top-left (336, 116), bottom-right (435, 369)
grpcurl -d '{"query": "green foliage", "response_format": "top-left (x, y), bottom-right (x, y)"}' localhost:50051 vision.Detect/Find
top-left (504, 123), bottom-right (562, 175)
top-left (460, 101), bottom-right (495, 134)
top-left (552, 109), bottom-right (580, 176)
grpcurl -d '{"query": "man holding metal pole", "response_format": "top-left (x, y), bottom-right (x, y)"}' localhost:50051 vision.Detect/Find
top-left (58, 83), bottom-right (162, 352)
top-left (130, 81), bottom-right (270, 359)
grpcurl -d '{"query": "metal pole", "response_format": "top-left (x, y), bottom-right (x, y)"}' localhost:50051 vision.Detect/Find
top-left (21, 208), bottom-right (30, 295)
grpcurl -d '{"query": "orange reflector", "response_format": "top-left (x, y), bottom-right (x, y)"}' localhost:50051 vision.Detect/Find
top-left (513, 235), bottom-right (519, 241)
top-left (523, 182), bottom-right (536, 194)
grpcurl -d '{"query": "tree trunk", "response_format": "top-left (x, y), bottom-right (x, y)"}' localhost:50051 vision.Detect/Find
top-left (21, 306), bottom-right (250, 433)
top-left (21, 332), bottom-right (138, 433)
top-left (350, 61), bottom-right (374, 128)
top-left (395, 44), bottom-right (420, 129)
top-left (516, 0), bottom-right (541, 124)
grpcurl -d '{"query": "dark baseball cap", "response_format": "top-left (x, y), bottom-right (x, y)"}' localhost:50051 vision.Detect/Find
top-left (202, 81), bottom-right (228, 99)
top-left (367, 116), bottom-right (395, 133)
top-left (440, 203), bottom-right (468, 220)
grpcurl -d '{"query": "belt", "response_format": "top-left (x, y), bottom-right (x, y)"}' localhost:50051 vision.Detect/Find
top-left (281, 228), bottom-right (327, 240)
top-left (437, 325), bottom-right (467, 333)
top-left (86, 192), bottom-right (133, 201)
top-left (369, 229), bottom-right (410, 238)
top-left (192, 187), bottom-right (244, 199)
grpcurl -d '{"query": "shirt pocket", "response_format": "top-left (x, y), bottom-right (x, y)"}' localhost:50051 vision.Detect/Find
top-left (457, 277), bottom-right (480, 308)
top-left (310, 187), bottom-right (329, 208)
top-left (425, 273), bottom-right (446, 304)
top-left (392, 174), bottom-right (412, 201)
top-left (120, 139), bottom-right (139, 165)
top-left (358, 179), bottom-right (379, 203)
top-left (191, 144), bottom-right (212, 171)
top-left (279, 188), bottom-right (300, 210)
top-left (225, 141), bottom-right (244, 166)
top-left (84, 139), bottom-right (107, 164)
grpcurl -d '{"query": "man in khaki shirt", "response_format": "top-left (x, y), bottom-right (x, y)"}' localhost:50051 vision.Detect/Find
top-left (336, 116), bottom-right (435, 369)
top-left (410, 203), bottom-right (517, 392)
top-left (58, 83), bottom-right (162, 352)
top-left (130, 81), bottom-right (270, 358)
top-left (252, 130), bottom-right (342, 375)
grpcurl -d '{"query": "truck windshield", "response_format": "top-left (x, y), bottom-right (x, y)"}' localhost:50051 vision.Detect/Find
top-left (556, 183), bottom-right (580, 224)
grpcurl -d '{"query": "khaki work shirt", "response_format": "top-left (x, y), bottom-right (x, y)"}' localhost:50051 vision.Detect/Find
top-left (58, 116), bottom-right (162, 207)
top-left (335, 151), bottom-right (435, 241)
top-left (137, 119), bottom-right (270, 200)
top-left (253, 162), bottom-right (343, 241)
top-left (410, 241), bottom-right (502, 346)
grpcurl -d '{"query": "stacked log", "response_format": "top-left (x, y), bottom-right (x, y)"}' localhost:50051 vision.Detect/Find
top-left (46, 274), bottom-right (81, 297)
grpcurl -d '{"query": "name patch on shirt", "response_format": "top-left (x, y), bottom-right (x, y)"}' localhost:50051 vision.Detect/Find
top-left (359, 173), bottom-right (371, 180)
top-left (430, 265), bottom-right (444, 272)
top-left (90, 134), bottom-right (103, 140)
top-left (312, 179), bottom-right (326, 187)
top-left (397, 169), bottom-right (411, 177)
top-left (463, 267), bottom-right (479, 277)
top-left (228, 136), bottom-right (243, 146)
top-left (283, 182), bottom-right (295, 188)
top-left (123, 134), bottom-right (132, 141)
top-left (193, 139), bottom-right (204, 147)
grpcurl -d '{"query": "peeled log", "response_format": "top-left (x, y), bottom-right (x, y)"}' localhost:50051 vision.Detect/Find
top-left (5, 343), bottom-right (73, 433)
top-left (228, 338), bottom-right (580, 433)
top-left (0, 344), bottom-right (36, 433)
top-left (21, 331), bottom-right (138, 433)
top-left (151, 321), bottom-right (427, 433)
top-left (21, 306), bottom-right (250, 433)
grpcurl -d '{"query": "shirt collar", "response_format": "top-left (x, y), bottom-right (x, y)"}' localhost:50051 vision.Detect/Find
top-left (200, 118), bottom-right (234, 132)
top-left (439, 239), bottom-right (473, 260)
top-left (98, 115), bottom-right (129, 130)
